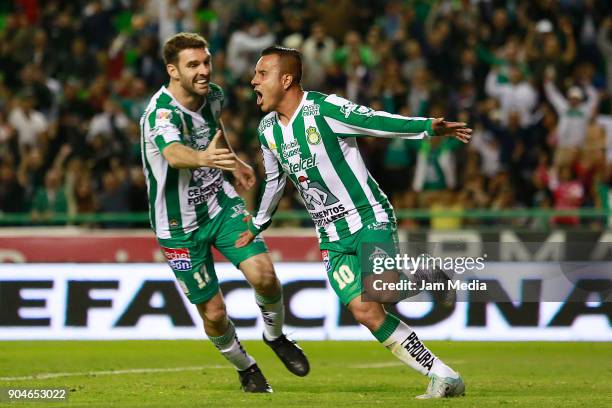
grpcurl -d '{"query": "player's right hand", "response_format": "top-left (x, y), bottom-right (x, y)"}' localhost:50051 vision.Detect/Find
top-left (199, 130), bottom-right (236, 170)
top-left (235, 216), bottom-right (256, 248)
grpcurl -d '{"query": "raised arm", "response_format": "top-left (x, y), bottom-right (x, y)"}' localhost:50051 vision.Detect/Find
top-left (543, 80), bottom-right (568, 114)
top-left (583, 84), bottom-right (599, 118)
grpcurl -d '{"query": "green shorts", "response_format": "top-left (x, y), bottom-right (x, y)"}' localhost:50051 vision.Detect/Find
top-left (320, 221), bottom-right (399, 306)
top-left (158, 198), bottom-right (268, 304)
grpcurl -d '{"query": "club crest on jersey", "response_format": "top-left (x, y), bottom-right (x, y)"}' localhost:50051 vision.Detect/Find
top-left (306, 126), bottom-right (321, 145)
top-left (161, 247), bottom-right (192, 271)
top-left (321, 250), bottom-right (331, 271)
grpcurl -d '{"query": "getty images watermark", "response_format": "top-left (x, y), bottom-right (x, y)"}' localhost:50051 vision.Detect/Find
top-left (369, 250), bottom-right (488, 293)
top-left (360, 241), bottom-right (612, 303)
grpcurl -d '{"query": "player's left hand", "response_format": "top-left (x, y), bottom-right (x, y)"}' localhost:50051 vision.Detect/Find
top-left (235, 216), bottom-right (256, 248)
top-left (431, 118), bottom-right (472, 143)
top-left (233, 160), bottom-right (256, 190)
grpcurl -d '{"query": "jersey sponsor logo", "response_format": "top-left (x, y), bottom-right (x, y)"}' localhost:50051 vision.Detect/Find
top-left (401, 332), bottom-right (435, 372)
top-left (187, 177), bottom-right (224, 205)
top-left (295, 175), bottom-right (349, 226)
top-left (296, 175), bottom-right (339, 210)
top-left (281, 153), bottom-right (318, 174)
top-left (340, 102), bottom-right (374, 118)
top-left (156, 109), bottom-right (172, 123)
top-left (161, 247), bottom-right (192, 271)
top-left (192, 167), bottom-right (219, 187)
top-left (281, 139), bottom-right (301, 159)
top-left (311, 204), bottom-right (350, 227)
top-left (306, 126), bottom-right (321, 145)
top-left (303, 104), bottom-right (320, 117)
top-left (258, 116), bottom-right (277, 133)
top-left (321, 250), bottom-right (331, 271)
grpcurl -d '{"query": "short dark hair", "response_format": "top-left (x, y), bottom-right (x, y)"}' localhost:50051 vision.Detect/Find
top-left (261, 45), bottom-right (303, 84)
top-left (163, 32), bottom-right (209, 65)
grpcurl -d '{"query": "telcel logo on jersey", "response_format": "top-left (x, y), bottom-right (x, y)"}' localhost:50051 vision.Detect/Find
top-left (282, 153), bottom-right (318, 174)
top-left (161, 247), bottom-right (192, 271)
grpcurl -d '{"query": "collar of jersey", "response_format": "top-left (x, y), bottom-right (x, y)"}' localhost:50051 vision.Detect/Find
top-left (276, 91), bottom-right (308, 129)
top-left (161, 86), bottom-right (207, 119)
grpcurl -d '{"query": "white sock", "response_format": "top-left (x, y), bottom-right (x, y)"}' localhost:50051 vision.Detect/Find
top-left (255, 292), bottom-right (284, 341)
top-left (208, 320), bottom-right (255, 371)
top-left (377, 314), bottom-right (457, 378)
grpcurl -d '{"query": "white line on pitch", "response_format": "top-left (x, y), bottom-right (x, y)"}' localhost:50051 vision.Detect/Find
top-left (0, 365), bottom-right (230, 381)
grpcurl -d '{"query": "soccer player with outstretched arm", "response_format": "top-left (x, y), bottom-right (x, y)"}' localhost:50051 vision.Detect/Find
top-left (236, 45), bottom-right (471, 399)
top-left (140, 34), bottom-right (308, 393)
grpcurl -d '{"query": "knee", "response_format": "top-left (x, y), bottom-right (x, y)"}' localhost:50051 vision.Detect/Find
top-left (249, 259), bottom-right (279, 293)
top-left (201, 302), bottom-right (227, 325)
top-left (350, 303), bottom-right (385, 331)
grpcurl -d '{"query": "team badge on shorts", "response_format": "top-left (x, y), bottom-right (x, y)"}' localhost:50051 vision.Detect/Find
top-left (321, 250), bottom-right (331, 271)
top-left (161, 247), bottom-right (192, 271)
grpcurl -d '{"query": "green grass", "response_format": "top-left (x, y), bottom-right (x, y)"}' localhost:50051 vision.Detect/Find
top-left (1, 341), bottom-right (611, 407)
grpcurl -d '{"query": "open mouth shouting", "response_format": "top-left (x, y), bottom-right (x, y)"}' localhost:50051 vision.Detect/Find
top-left (254, 89), bottom-right (263, 106)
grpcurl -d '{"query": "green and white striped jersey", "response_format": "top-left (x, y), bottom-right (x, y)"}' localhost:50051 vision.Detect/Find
top-left (140, 84), bottom-right (239, 240)
top-left (249, 91), bottom-right (434, 245)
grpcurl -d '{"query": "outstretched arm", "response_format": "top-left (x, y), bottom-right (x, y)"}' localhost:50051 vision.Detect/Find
top-left (162, 130), bottom-right (236, 170)
top-left (320, 94), bottom-right (471, 143)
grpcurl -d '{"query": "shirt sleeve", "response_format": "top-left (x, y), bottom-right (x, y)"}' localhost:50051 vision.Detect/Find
top-left (148, 108), bottom-right (183, 152)
top-left (248, 140), bottom-right (287, 235)
top-left (318, 94), bottom-right (433, 139)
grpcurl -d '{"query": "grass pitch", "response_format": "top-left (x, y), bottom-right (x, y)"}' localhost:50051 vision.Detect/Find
top-left (1, 341), bottom-right (610, 407)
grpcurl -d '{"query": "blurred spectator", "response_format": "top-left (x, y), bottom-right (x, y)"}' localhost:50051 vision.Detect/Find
top-left (485, 65), bottom-right (538, 128)
top-left (302, 23), bottom-right (336, 90)
top-left (87, 99), bottom-right (130, 149)
top-left (157, 0), bottom-right (196, 48)
top-left (8, 93), bottom-right (48, 150)
top-left (597, 17), bottom-right (612, 95)
top-left (31, 168), bottom-right (68, 223)
top-left (0, 161), bottom-right (26, 214)
top-left (98, 164), bottom-right (131, 227)
top-left (227, 20), bottom-right (275, 80)
top-left (549, 165), bottom-right (585, 226)
top-left (412, 137), bottom-right (458, 195)
top-left (430, 190), bottom-right (463, 230)
top-left (544, 69), bottom-right (598, 166)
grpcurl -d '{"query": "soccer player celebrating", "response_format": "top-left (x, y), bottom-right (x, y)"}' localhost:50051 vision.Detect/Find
top-left (236, 45), bottom-right (471, 398)
top-left (140, 34), bottom-right (309, 393)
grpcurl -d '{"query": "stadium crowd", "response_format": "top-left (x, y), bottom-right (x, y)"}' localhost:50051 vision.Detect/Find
top-left (1, 0), bottom-right (612, 229)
